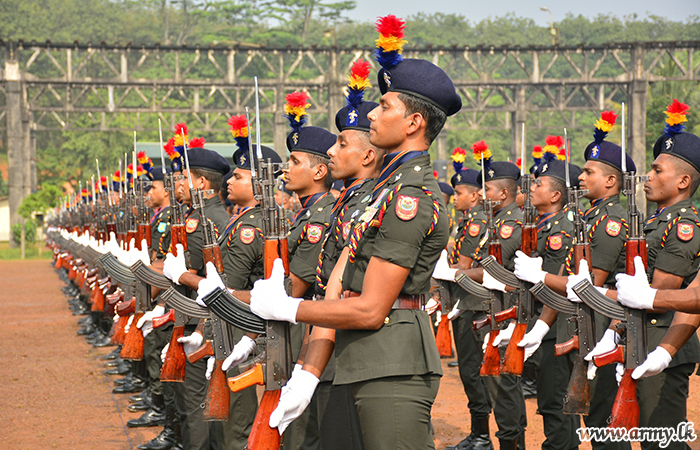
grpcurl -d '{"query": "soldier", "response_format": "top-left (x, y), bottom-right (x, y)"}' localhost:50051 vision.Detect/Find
top-left (597, 101), bottom-right (700, 450)
top-left (514, 111), bottom-right (633, 450)
top-left (433, 155), bottom-right (528, 450)
top-left (245, 14), bottom-right (460, 450)
top-left (441, 161), bottom-right (495, 450)
top-left (514, 157), bottom-right (583, 450)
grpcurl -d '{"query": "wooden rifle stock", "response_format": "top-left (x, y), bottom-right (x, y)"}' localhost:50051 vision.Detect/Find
top-left (153, 309), bottom-right (174, 328)
top-left (480, 330), bottom-right (501, 376)
top-left (228, 363), bottom-right (265, 392)
top-left (592, 344), bottom-right (624, 367)
top-left (121, 311), bottom-right (145, 360)
top-left (435, 315), bottom-right (452, 357)
top-left (137, 224), bottom-right (152, 250)
top-left (91, 285), bottom-right (106, 312)
top-left (494, 306), bottom-right (516, 322)
top-left (249, 389), bottom-right (282, 450)
top-left (501, 322), bottom-right (527, 375)
top-left (160, 325), bottom-right (187, 382)
top-left (608, 369), bottom-right (639, 430)
top-left (203, 246), bottom-right (225, 274)
top-left (204, 359), bottom-right (231, 421)
top-left (111, 315), bottom-right (130, 345)
top-left (171, 225), bottom-right (188, 254)
top-left (187, 340), bottom-right (214, 364)
top-left (554, 335), bottom-right (579, 357)
top-left (563, 355), bottom-right (591, 415)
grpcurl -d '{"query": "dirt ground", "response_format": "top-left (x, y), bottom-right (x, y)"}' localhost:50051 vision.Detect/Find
top-left (1, 259), bottom-right (698, 450)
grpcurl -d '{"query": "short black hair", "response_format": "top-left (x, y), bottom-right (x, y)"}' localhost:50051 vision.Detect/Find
top-left (599, 163), bottom-right (623, 191)
top-left (306, 153), bottom-right (333, 191)
top-left (667, 156), bottom-right (700, 195)
top-left (398, 93), bottom-right (447, 145)
top-left (190, 168), bottom-right (223, 196)
top-left (547, 177), bottom-right (568, 208)
top-left (492, 178), bottom-right (518, 201)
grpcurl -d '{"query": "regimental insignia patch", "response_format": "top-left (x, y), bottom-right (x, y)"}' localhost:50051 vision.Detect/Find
top-left (396, 195), bottom-right (419, 221)
top-left (185, 218), bottom-right (199, 234)
top-left (605, 220), bottom-right (621, 237)
top-left (468, 222), bottom-right (481, 237)
top-left (678, 223), bottom-right (694, 241)
top-left (157, 222), bottom-right (167, 233)
top-left (548, 234), bottom-right (563, 250)
top-left (500, 224), bottom-right (514, 239)
top-left (342, 221), bottom-right (351, 241)
top-left (307, 224), bottom-right (323, 243)
top-left (240, 227), bottom-right (255, 244)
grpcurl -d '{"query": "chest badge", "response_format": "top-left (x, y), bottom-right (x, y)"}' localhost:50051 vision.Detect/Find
top-left (185, 218), bottom-right (199, 234)
top-left (157, 222), bottom-right (167, 233)
top-left (342, 221), bottom-right (352, 241)
top-left (307, 224), bottom-right (323, 243)
top-left (240, 227), bottom-right (255, 244)
top-left (605, 220), bottom-right (621, 237)
top-left (396, 195), bottom-right (419, 221)
top-left (677, 223), bottom-right (694, 241)
top-left (468, 222), bottom-right (481, 237)
top-left (500, 224), bottom-right (514, 239)
top-left (548, 235), bottom-right (563, 250)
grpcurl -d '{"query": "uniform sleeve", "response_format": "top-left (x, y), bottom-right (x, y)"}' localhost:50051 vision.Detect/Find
top-left (373, 186), bottom-right (433, 268)
top-left (289, 221), bottom-right (328, 283)
top-left (222, 227), bottom-right (264, 290)
top-left (653, 220), bottom-right (700, 279)
top-left (187, 222), bottom-right (205, 274)
top-left (460, 220), bottom-right (485, 258)
top-left (498, 221), bottom-right (522, 271)
top-left (541, 230), bottom-right (573, 275)
top-left (589, 216), bottom-right (625, 273)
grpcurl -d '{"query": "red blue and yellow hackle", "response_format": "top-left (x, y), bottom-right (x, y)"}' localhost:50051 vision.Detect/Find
top-left (173, 123), bottom-right (189, 147)
top-left (664, 99), bottom-right (690, 137)
top-left (593, 111), bottom-right (617, 145)
top-left (471, 140), bottom-right (492, 170)
top-left (164, 138), bottom-right (179, 160)
top-left (285, 91), bottom-right (310, 134)
top-left (451, 147), bottom-right (467, 173)
top-left (375, 15), bottom-right (406, 69)
top-left (347, 59), bottom-right (372, 110)
top-left (189, 137), bottom-right (206, 149)
top-left (532, 145), bottom-right (543, 167)
top-left (137, 151), bottom-right (153, 173)
top-left (228, 115), bottom-right (250, 152)
top-left (542, 135), bottom-right (564, 163)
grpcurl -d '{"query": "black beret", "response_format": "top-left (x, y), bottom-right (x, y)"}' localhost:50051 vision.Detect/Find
top-left (584, 140), bottom-right (636, 173)
top-left (232, 144), bottom-right (283, 172)
top-left (438, 181), bottom-right (454, 196)
top-left (450, 168), bottom-right (480, 188)
top-left (185, 147), bottom-right (231, 175)
top-left (535, 159), bottom-right (582, 188)
top-left (477, 161), bottom-right (521, 186)
top-left (286, 126), bottom-right (337, 158)
top-left (149, 167), bottom-right (171, 182)
top-left (377, 58), bottom-right (462, 117)
top-left (335, 101), bottom-right (379, 133)
top-left (653, 132), bottom-right (700, 173)
top-left (222, 170), bottom-right (232, 190)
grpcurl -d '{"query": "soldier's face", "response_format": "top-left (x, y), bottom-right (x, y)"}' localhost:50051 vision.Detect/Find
top-left (283, 151), bottom-right (324, 194)
top-left (579, 161), bottom-right (607, 199)
top-left (148, 181), bottom-right (167, 207)
top-left (327, 130), bottom-right (367, 180)
top-left (531, 176), bottom-right (554, 209)
top-left (367, 92), bottom-right (411, 150)
top-left (644, 154), bottom-right (683, 204)
top-left (227, 168), bottom-right (254, 206)
top-left (482, 180), bottom-right (503, 204)
top-left (453, 185), bottom-right (478, 212)
top-left (175, 170), bottom-right (191, 204)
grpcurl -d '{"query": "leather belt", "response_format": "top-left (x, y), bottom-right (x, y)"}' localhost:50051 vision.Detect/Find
top-left (342, 291), bottom-right (426, 310)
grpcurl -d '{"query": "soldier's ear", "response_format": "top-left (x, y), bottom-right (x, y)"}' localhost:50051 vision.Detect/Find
top-left (677, 173), bottom-right (691, 191)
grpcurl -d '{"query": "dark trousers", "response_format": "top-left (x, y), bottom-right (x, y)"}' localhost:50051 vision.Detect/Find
top-left (453, 311), bottom-right (492, 420)
top-left (315, 381), bottom-right (365, 450)
top-left (349, 374), bottom-right (440, 450)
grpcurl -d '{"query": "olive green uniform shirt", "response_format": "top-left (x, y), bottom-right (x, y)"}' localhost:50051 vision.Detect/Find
top-left (150, 206), bottom-right (172, 260)
top-left (454, 205), bottom-right (488, 311)
top-left (218, 205), bottom-right (264, 291)
top-left (334, 153), bottom-right (448, 385)
top-left (184, 195), bottom-right (230, 277)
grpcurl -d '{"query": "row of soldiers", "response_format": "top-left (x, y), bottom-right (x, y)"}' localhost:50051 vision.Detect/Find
top-left (45, 13), bottom-right (700, 450)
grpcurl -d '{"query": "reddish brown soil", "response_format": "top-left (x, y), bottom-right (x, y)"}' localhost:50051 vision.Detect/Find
top-left (0, 259), bottom-right (698, 449)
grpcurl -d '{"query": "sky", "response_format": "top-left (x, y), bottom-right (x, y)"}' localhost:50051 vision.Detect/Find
top-left (345, 0), bottom-right (700, 25)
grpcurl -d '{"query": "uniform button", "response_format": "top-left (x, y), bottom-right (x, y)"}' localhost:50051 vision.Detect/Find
top-left (249, 215), bottom-right (255, 219)
top-left (554, 221), bottom-right (559, 225)
top-left (681, 208), bottom-right (687, 213)
top-left (608, 203), bottom-right (613, 207)
top-left (651, 318), bottom-right (657, 325)
top-left (384, 317), bottom-right (390, 324)
top-left (318, 207), bottom-right (323, 212)
top-left (414, 166), bottom-right (421, 171)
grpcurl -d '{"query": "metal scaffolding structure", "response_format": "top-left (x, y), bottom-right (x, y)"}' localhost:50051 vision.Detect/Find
top-left (1, 39), bottom-right (699, 228)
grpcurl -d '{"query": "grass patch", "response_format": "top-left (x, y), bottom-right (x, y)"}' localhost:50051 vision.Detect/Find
top-left (0, 241), bottom-right (52, 260)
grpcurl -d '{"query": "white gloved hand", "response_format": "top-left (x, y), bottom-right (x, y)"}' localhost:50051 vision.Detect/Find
top-left (205, 356), bottom-right (216, 380)
top-left (434, 310), bottom-right (442, 327)
top-left (517, 319), bottom-right (550, 361)
top-left (178, 331), bottom-right (204, 355)
top-left (161, 343), bottom-right (170, 363)
top-left (632, 346), bottom-right (672, 380)
top-left (124, 314), bottom-right (134, 333)
top-left (196, 262), bottom-right (225, 307)
top-left (584, 329), bottom-right (620, 380)
top-left (482, 332), bottom-right (490, 352)
top-left (424, 297), bottom-right (440, 315)
top-left (432, 250), bottom-right (458, 281)
top-left (269, 369), bottom-right (320, 435)
top-left (136, 305), bottom-right (165, 338)
top-left (615, 363), bottom-right (624, 385)
top-left (222, 335), bottom-right (257, 372)
top-left (513, 250), bottom-right (546, 285)
top-left (482, 270), bottom-right (507, 293)
top-left (615, 256), bottom-right (656, 310)
top-left (163, 244), bottom-right (188, 285)
top-left (117, 241), bottom-right (133, 265)
top-left (447, 304), bottom-right (463, 320)
top-left (492, 322), bottom-right (516, 347)
top-left (134, 239), bottom-right (151, 265)
top-left (565, 259), bottom-right (592, 303)
top-left (250, 259), bottom-right (301, 323)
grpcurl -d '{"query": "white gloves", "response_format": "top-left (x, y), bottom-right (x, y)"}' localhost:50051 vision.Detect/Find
top-left (133, 239), bottom-right (151, 265)
top-left (222, 335), bottom-right (257, 372)
top-left (631, 346), bottom-right (672, 380)
top-left (269, 368), bottom-right (320, 435)
top-left (615, 256), bottom-right (656, 310)
top-left (205, 356), bottom-right (216, 380)
top-left (136, 305), bottom-right (165, 338)
top-left (178, 331), bottom-right (204, 355)
top-left (432, 250), bottom-right (458, 281)
top-left (163, 244), bottom-right (188, 285)
top-left (161, 343), bottom-right (170, 363)
top-left (124, 314), bottom-right (134, 333)
top-left (250, 259), bottom-right (301, 324)
top-left (482, 270), bottom-right (507, 293)
top-left (517, 319), bottom-right (550, 361)
top-left (447, 304), bottom-right (463, 320)
top-left (513, 250), bottom-right (546, 285)
top-left (584, 329), bottom-right (620, 380)
top-left (492, 322), bottom-right (516, 347)
top-left (565, 259), bottom-right (592, 303)
top-left (196, 262), bottom-right (225, 307)
top-left (425, 297), bottom-right (440, 315)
